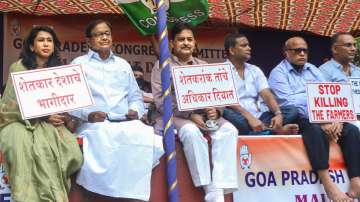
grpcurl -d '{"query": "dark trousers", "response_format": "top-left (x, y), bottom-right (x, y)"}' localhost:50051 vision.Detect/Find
top-left (299, 118), bottom-right (360, 178)
top-left (223, 105), bottom-right (299, 135)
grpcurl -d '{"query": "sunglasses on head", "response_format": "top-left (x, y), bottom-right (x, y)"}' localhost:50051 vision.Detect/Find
top-left (287, 48), bottom-right (309, 54)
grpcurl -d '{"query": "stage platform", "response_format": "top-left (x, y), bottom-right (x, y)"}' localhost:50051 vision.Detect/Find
top-left (68, 141), bottom-right (233, 202)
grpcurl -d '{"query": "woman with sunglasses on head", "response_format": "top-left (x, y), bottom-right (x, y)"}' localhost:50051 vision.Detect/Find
top-left (0, 26), bottom-right (83, 202)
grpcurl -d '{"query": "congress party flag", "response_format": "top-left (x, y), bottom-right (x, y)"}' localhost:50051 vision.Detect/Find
top-left (115, 0), bottom-right (208, 35)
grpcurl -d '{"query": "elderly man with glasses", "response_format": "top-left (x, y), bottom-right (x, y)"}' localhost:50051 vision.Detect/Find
top-left (69, 19), bottom-right (163, 202)
top-left (269, 36), bottom-right (360, 202)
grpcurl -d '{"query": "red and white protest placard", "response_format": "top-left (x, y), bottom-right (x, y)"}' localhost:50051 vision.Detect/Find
top-left (171, 63), bottom-right (238, 111)
top-left (11, 64), bottom-right (94, 120)
top-left (350, 78), bottom-right (360, 115)
top-left (306, 82), bottom-right (356, 122)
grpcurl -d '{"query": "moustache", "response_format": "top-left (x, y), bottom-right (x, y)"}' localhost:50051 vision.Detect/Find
top-left (181, 46), bottom-right (192, 49)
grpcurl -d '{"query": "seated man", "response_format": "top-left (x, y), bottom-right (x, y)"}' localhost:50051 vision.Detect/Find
top-left (269, 36), bottom-right (360, 202)
top-left (132, 64), bottom-right (156, 125)
top-left (70, 19), bottom-right (163, 202)
top-left (222, 33), bottom-right (299, 135)
top-left (132, 64), bottom-right (152, 95)
top-left (151, 23), bottom-right (238, 202)
top-left (319, 32), bottom-right (360, 129)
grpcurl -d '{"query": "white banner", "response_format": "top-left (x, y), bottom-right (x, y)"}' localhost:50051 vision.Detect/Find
top-left (306, 82), bottom-right (356, 123)
top-left (233, 136), bottom-right (359, 202)
top-left (11, 64), bottom-right (94, 119)
top-left (171, 63), bottom-right (238, 111)
top-left (350, 78), bottom-right (360, 115)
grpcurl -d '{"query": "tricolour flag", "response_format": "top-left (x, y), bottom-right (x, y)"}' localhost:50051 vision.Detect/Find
top-left (116, 0), bottom-right (208, 35)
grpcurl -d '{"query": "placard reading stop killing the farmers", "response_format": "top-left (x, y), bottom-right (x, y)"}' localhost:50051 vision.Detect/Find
top-left (306, 82), bottom-right (356, 123)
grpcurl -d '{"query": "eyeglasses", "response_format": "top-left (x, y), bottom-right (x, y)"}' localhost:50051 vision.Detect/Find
top-left (335, 43), bottom-right (357, 48)
top-left (286, 48), bottom-right (309, 54)
top-left (91, 31), bottom-right (111, 38)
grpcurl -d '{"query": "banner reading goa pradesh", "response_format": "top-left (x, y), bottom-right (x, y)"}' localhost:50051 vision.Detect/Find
top-left (116, 0), bottom-right (208, 35)
top-left (233, 136), bottom-right (357, 202)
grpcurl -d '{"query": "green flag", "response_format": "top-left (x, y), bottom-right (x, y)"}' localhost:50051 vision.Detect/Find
top-left (116, 0), bottom-right (208, 35)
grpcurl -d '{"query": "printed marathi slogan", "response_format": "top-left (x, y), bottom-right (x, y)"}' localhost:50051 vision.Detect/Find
top-left (306, 82), bottom-right (356, 123)
top-left (172, 63), bottom-right (238, 111)
top-left (11, 64), bottom-right (94, 119)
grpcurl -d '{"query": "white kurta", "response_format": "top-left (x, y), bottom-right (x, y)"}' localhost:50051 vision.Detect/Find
top-left (70, 50), bottom-right (164, 200)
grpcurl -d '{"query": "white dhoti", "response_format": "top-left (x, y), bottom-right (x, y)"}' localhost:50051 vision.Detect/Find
top-left (75, 120), bottom-right (164, 201)
top-left (178, 121), bottom-right (239, 194)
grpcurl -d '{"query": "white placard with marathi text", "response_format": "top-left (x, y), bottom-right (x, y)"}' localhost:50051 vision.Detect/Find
top-left (306, 82), bottom-right (356, 123)
top-left (172, 63), bottom-right (238, 111)
top-left (11, 64), bottom-right (94, 120)
top-left (350, 78), bottom-right (360, 115)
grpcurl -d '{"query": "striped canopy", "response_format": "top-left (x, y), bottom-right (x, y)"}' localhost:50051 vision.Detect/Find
top-left (0, 0), bottom-right (359, 36)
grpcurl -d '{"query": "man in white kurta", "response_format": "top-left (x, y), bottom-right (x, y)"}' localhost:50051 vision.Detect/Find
top-left (70, 19), bottom-right (163, 201)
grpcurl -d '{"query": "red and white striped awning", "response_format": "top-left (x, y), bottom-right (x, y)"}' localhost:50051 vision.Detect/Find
top-left (0, 0), bottom-right (359, 36)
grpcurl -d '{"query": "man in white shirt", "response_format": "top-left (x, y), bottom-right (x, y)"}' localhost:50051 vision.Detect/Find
top-left (70, 19), bottom-right (163, 202)
top-left (223, 33), bottom-right (299, 135)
